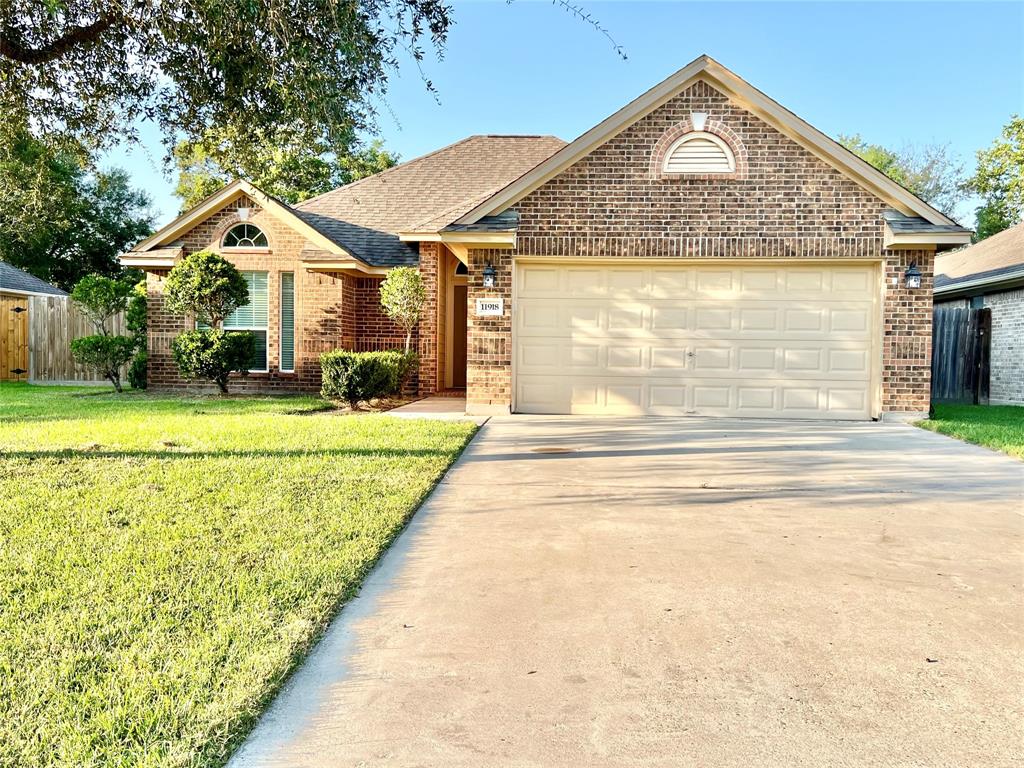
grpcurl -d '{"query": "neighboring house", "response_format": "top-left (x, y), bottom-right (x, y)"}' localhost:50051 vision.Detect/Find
top-left (935, 223), bottom-right (1024, 405)
top-left (123, 55), bottom-right (971, 420)
top-left (0, 262), bottom-right (66, 382)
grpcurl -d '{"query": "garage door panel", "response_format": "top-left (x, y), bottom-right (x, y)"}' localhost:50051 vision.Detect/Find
top-left (517, 298), bottom-right (872, 341)
top-left (517, 338), bottom-right (872, 381)
top-left (514, 263), bottom-right (878, 419)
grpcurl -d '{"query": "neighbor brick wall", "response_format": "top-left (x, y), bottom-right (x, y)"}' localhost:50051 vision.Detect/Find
top-left (466, 78), bottom-right (935, 415)
top-left (985, 288), bottom-right (1024, 405)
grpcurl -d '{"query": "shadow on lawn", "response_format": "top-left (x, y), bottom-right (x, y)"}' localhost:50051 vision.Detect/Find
top-left (0, 447), bottom-right (453, 461)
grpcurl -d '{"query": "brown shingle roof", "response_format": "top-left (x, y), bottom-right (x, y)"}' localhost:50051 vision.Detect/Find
top-left (295, 135), bottom-right (565, 266)
top-left (935, 222), bottom-right (1024, 291)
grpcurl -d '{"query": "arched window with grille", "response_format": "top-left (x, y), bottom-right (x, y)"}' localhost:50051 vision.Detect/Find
top-left (222, 223), bottom-right (268, 249)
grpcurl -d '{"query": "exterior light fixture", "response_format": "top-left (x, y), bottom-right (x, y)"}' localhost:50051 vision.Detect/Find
top-left (904, 262), bottom-right (922, 290)
top-left (482, 263), bottom-right (497, 289)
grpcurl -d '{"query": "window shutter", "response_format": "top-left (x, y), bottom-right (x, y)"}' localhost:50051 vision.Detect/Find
top-left (663, 133), bottom-right (735, 174)
top-left (280, 273), bottom-right (295, 371)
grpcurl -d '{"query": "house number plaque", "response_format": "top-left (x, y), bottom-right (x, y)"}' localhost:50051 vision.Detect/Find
top-left (475, 298), bottom-right (504, 316)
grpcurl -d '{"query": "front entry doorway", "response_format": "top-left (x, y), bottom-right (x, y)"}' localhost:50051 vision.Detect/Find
top-left (452, 285), bottom-right (468, 388)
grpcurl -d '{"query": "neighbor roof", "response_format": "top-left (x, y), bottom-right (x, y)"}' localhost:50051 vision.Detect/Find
top-left (457, 55), bottom-right (963, 231)
top-left (0, 261), bottom-right (67, 296)
top-left (935, 222), bottom-right (1024, 294)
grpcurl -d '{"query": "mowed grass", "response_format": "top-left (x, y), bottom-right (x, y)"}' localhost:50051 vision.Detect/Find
top-left (0, 383), bottom-right (477, 768)
top-left (917, 403), bottom-right (1024, 459)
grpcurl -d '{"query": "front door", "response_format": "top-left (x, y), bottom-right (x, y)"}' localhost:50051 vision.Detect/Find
top-left (452, 285), bottom-right (468, 388)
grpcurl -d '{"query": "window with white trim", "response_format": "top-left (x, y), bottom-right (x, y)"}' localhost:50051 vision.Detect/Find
top-left (663, 131), bottom-right (735, 174)
top-left (223, 271), bottom-right (269, 371)
top-left (222, 223), bottom-right (268, 249)
top-left (280, 272), bottom-right (295, 372)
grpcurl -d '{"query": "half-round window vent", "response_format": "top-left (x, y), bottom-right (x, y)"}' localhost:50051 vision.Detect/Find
top-left (663, 132), bottom-right (736, 174)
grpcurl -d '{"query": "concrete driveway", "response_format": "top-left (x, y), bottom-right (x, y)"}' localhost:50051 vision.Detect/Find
top-left (231, 417), bottom-right (1024, 768)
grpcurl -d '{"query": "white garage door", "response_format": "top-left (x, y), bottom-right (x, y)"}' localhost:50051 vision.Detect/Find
top-left (514, 262), bottom-right (879, 420)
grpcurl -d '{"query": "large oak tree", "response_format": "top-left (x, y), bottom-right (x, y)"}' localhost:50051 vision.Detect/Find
top-left (0, 0), bottom-right (453, 153)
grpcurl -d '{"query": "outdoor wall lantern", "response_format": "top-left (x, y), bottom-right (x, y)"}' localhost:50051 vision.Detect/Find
top-left (904, 262), bottom-right (922, 290)
top-left (482, 263), bottom-right (497, 288)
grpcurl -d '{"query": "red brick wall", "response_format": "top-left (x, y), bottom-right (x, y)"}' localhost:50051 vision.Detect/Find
top-left (145, 195), bottom-right (432, 395)
top-left (147, 196), bottom-right (358, 393)
top-left (467, 78), bottom-right (935, 415)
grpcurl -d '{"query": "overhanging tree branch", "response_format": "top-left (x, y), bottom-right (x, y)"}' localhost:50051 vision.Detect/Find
top-left (0, 14), bottom-right (119, 65)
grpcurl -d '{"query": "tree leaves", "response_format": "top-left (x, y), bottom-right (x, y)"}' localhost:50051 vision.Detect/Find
top-left (0, 0), bottom-right (453, 155)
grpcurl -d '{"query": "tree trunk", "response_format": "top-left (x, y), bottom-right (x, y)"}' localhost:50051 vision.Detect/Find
top-left (405, 329), bottom-right (412, 353)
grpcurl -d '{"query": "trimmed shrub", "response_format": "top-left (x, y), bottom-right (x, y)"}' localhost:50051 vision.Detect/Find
top-left (126, 280), bottom-right (148, 388)
top-left (70, 275), bottom-right (133, 334)
top-left (163, 250), bottom-right (249, 327)
top-left (70, 335), bottom-right (136, 392)
top-left (171, 329), bottom-right (255, 394)
top-left (320, 350), bottom-right (417, 408)
top-left (127, 350), bottom-right (148, 390)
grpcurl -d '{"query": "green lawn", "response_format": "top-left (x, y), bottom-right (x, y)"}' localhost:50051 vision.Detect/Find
top-left (917, 403), bottom-right (1024, 460)
top-left (0, 383), bottom-right (477, 768)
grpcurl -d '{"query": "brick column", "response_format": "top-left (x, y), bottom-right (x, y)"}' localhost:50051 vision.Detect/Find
top-left (417, 242), bottom-right (441, 396)
top-left (881, 248), bottom-right (933, 416)
top-left (466, 247), bottom-right (513, 414)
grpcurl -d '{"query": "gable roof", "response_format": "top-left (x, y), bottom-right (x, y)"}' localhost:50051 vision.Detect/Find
top-left (296, 135), bottom-right (566, 238)
top-left (129, 179), bottom-right (357, 261)
top-left (455, 55), bottom-right (963, 231)
top-left (125, 137), bottom-right (565, 269)
top-left (0, 261), bottom-right (67, 296)
top-left (935, 222), bottom-right (1024, 295)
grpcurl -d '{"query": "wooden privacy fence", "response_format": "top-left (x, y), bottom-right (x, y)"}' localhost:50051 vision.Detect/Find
top-left (26, 294), bottom-right (128, 383)
top-left (931, 306), bottom-right (991, 404)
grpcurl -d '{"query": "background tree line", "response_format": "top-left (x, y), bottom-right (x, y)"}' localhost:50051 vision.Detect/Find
top-left (0, 0), bottom-right (1020, 293)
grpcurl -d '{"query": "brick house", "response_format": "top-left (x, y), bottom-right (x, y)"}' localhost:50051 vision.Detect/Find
top-left (934, 222), bottom-right (1024, 405)
top-left (123, 55), bottom-right (971, 420)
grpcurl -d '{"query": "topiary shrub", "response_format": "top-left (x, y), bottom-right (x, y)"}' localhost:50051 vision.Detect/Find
top-left (163, 250), bottom-right (249, 327)
top-left (70, 336), bottom-right (136, 393)
top-left (171, 329), bottom-right (255, 394)
top-left (71, 275), bottom-right (133, 333)
top-left (320, 350), bottom-right (417, 408)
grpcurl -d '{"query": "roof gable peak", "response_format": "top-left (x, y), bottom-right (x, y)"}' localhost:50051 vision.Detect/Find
top-left (455, 55), bottom-right (960, 229)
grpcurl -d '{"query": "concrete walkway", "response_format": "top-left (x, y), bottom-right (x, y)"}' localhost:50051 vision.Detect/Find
top-left (230, 417), bottom-right (1024, 768)
top-left (385, 396), bottom-right (484, 423)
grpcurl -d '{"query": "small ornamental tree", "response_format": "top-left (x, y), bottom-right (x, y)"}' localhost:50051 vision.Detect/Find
top-left (69, 274), bottom-right (135, 391)
top-left (70, 336), bottom-right (136, 392)
top-left (379, 267), bottom-right (426, 353)
top-left (163, 250), bottom-right (249, 327)
top-left (164, 251), bottom-right (253, 393)
top-left (70, 275), bottom-right (133, 335)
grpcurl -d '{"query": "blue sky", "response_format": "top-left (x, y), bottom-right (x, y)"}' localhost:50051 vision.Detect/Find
top-left (104, 1), bottom-right (1024, 228)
